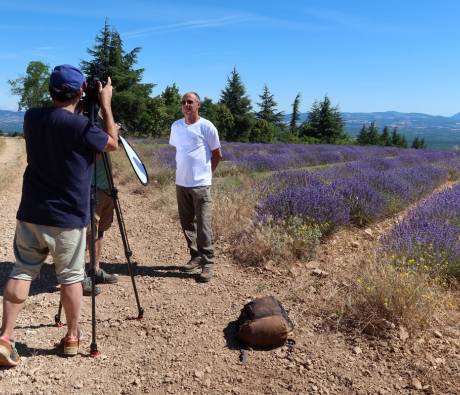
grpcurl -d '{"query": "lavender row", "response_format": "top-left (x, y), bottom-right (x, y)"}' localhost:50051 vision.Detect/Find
top-left (255, 159), bottom-right (459, 232)
top-left (381, 183), bottom-right (460, 279)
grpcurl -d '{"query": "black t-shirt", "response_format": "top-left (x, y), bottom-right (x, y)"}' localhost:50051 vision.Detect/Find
top-left (17, 107), bottom-right (109, 228)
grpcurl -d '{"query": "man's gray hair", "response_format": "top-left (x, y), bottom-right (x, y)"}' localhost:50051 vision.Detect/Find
top-left (183, 91), bottom-right (201, 104)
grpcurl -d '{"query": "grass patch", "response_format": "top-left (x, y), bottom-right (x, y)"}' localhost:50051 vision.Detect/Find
top-left (343, 260), bottom-right (451, 333)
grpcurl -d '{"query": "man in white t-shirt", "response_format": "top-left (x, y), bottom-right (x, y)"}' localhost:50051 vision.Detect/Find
top-left (169, 92), bottom-right (222, 282)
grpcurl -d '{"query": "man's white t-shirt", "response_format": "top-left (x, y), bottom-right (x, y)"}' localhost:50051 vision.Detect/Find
top-left (169, 117), bottom-right (221, 187)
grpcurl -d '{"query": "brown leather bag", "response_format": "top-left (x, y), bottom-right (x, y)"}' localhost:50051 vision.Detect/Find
top-left (237, 296), bottom-right (293, 349)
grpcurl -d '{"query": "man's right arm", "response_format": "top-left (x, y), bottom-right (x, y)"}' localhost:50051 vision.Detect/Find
top-left (98, 77), bottom-right (118, 152)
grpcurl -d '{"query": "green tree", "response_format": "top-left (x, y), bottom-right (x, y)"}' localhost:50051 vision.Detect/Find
top-left (82, 20), bottom-right (155, 135)
top-left (162, 84), bottom-right (182, 123)
top-left (256, 84), bottom-right (283, 125)
top-left (249, 119), bottom-right (275, 143)
top-left (219, 67), bottom-right (253, 141)
top-left (365, 122), bottom-right (380, 145)
top-left (289, 93), bottom-right (301, 135)
top-left (8, 61), bottom-right (52, 110)
top-left (199, 98), bottom-right (234, 141)
top-left (356, 124), bottom-right (369, 145)
top-left (299, 96), bottom-right (347, 144)
top-left (391, 127), bottom-right (408, 148)
top-left (380, 126), bottom-right (392, 146)
top-left (411, 136), bottom-right (427, 149)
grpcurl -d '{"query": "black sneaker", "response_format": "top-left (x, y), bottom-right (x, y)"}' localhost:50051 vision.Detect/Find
top-left (0, 338), bottom-right (20, 367)
top-left (95, 268), bottom-right (118, 284)
top-left (181, 257), bottom-right (202, 273)
top-left (82, 277), bottom-right (101, 296)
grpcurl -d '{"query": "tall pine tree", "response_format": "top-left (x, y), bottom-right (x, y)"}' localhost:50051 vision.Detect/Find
top-left (82, 20), bottom-right (155, 135)
top-left (219, 67), bottom-right (253, 141)
top-left (299, 96), bottom-right (347, 144)
top-left (256, 84), bottom-right (283, 124)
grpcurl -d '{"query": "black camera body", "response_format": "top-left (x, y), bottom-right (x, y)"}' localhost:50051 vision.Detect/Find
top-left (82, 62), bottom-right (107, 118)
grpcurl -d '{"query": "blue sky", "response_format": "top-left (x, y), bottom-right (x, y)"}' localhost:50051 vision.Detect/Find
top-left (1, 0), bottom-right (460, 116)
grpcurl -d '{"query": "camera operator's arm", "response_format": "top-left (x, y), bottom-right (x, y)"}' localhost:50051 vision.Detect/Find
top-left (98, 77), bottom-right (118, 152)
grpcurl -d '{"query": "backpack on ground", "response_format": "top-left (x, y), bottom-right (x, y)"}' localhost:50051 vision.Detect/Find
top-left (237, 296), bottom-right (294, 349)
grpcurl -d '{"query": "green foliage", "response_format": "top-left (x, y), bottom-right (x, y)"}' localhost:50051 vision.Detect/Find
top-left (356, 123), bottom-right (409, 148)
top-left (380, 126), bottom-right (392, 146)
top-left (357, 122), bottom-right (380, 145)
top-left (219, 67), bottom-right (253, 141)
top-left (81, 20), bottom-right (155, 135)
top-left (391, 127), bottom-right (408, 148)
top-left (249, 119), bottom-right (275, 143)
top-left (299, 96), bottom-right (348, 144)
top-left (200, 99), bottom-right (234, 141)
top-left (256, 84), bottom-right (284, 125)
top-left (411, 136), bottom-right (427, 149)
top-left (8, 61), bottom-right (52, 110)
top-left (160, 83), bottom-right (182, 132)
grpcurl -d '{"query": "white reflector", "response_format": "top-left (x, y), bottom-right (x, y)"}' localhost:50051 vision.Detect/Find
top-left (119, 135), bottom-right (149, 186)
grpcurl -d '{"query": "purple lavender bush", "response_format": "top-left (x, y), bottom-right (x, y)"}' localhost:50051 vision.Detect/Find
top-left (332, 177), bottom-right (386, 225)
top-left (255, 184), bottom-right (350, 235)
top-left (381, 183), bottom-right (460, 279)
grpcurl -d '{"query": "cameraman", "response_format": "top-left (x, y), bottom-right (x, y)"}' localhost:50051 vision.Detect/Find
top-left (0, 64), bottom-right (118, 366)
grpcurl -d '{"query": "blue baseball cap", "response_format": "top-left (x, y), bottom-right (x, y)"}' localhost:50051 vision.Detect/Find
top-left (49, 64), bottom-right (86, 93)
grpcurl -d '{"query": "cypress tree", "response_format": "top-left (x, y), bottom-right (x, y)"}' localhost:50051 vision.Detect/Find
top-left (289, 93), bottom-right (301, 134)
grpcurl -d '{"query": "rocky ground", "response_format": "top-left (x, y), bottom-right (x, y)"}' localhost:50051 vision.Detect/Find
top-left (0, 137), bottom-right (459, 395)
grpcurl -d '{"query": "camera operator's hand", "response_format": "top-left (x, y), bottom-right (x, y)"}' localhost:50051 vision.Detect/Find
top-left (98, 76), bottom-right (113, 110)
top-left (98, 77), bottom-right (118, 152)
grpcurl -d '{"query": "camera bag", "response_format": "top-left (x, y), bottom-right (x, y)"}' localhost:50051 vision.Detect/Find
top-left (237, 296), bottom-right (293, 349)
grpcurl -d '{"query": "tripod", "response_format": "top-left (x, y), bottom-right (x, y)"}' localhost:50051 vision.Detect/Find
top-left (54, 103), bottom-right (144, 356)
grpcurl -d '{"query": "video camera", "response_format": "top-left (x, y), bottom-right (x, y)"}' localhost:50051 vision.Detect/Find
top-left (81, 62), bottom-right (107, 117)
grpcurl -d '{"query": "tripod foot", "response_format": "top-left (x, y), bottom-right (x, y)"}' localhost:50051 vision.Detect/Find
top-left (90, 342), bottom-right (99, 357)
top-left (54, 314), bottom-right (64, 327)
top-left (136, 307), bottom-right (145, 320)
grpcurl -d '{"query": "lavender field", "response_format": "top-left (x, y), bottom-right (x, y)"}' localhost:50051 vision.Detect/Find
top-left (146, 141), bottom-right (426, 174)
top-left (139, 140), bottom-right (460, 271)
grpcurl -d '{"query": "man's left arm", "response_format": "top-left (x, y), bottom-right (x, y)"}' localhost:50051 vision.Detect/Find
top-left (211, 148), bottom-right (222, 172)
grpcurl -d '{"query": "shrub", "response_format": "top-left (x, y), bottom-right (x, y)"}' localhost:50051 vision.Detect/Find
top-left (232, 218), bottom-right (322, 267)
top-left (345, 260), bottom-right (449, 332)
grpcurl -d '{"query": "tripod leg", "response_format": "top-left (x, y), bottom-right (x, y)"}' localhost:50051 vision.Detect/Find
top-left (54, 302), bottom-right (64, 327)
top-left (102, 152), bottom-right (144, 319)
top-left (89, 153), bottom-right (99, 357)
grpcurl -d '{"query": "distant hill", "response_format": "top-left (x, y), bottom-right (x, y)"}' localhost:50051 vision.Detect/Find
top-left (0, 110), bottom-right (24, 133)
top-left (1, 109), bottom-right (460, 149)
top-left (292, 111), bottom-right (460, 150)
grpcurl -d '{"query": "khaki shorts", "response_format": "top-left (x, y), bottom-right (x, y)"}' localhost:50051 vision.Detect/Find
top-left (10, 220), bottom-right (86, 284)
top-left (87, 189), bottom-right (114, 236)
